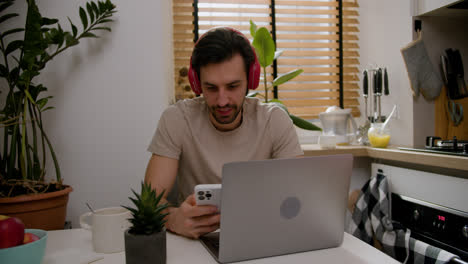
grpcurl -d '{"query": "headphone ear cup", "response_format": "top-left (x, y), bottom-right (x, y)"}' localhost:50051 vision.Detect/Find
top-left (248, 50), bottom-right (261, 90)
top-left (188, 61), bottom-right (202, 95)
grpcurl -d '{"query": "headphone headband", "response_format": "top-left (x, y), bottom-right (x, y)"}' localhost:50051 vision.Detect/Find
top-left (188, 27), bottom-right (261, 95)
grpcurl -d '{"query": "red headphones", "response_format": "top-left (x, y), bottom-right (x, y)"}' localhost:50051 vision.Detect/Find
top-left (188, 27), bottom-right (261, 95)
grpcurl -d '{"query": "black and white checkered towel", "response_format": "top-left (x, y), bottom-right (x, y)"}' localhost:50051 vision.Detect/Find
top-left (347, 171), bottom-right (461, 264)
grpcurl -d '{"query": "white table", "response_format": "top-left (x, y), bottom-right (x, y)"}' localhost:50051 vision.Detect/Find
top-left (44, 228), bottom-right (400, 264)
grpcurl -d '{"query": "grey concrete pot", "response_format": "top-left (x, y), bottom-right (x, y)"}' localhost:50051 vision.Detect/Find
top-left (124, 228), bottom-right (166, 264)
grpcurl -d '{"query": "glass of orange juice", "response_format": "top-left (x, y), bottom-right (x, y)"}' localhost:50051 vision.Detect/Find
top-left (367, 123), bottom-right (390, 148)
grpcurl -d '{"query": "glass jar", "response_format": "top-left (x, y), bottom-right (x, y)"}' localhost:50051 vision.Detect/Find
top-left (367, 123), bottom-right (391, 148)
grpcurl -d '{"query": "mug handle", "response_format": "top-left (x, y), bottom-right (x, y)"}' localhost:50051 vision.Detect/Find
top-left (79, 212), bottom-right (92, 230)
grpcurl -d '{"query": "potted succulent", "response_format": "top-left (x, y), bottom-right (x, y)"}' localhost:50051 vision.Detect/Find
top-left (248, 21), bottom-right (321, 131)
top-left (0, 0), bottom-right (116, 229)
top-left (123, 182), bottom-right (169, 264)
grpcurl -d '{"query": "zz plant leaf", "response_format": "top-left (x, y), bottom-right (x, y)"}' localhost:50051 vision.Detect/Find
top-left (86, 3), bottom-right (95, 23)
top-left (0, 13), bottom-right (18, 24)
top-left (67, 17), bottom-right (78, 37)
top-left (79, 7), bottom-right (88, 29)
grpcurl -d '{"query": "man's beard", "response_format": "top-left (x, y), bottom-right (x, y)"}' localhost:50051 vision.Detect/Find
top-left (209, 104), bottom-right (242, 125)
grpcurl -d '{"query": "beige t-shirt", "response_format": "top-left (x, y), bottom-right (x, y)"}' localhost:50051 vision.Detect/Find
top-left (147, 97), bottom-right (303, 203)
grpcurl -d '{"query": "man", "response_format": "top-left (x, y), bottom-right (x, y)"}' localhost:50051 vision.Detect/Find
top-left (145, 27), bottom-right (303, 239)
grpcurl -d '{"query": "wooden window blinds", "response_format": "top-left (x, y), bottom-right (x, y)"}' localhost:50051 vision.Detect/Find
top-left (172, 0), bottom-right (360, 119)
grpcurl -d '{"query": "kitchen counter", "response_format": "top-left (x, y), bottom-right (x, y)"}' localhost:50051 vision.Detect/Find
top-left (301, 144), bottom-right (468, 172)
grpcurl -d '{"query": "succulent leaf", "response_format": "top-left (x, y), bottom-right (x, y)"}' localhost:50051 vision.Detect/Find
top-left (124, 181), bottom-right (169, 235)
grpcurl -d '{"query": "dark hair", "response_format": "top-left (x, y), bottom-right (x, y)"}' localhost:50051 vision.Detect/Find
top-left (191, 28), bottom-right (255, 85)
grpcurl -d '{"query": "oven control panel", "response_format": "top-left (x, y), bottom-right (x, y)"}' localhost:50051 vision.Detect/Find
top-left (392, 194), bottom-right (468, 258)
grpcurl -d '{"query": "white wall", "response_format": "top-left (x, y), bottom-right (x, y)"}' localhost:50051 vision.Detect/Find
top-left (357, 0), bottom-right (414, 147)
top-left (31, 0), bottom-right (173, 227)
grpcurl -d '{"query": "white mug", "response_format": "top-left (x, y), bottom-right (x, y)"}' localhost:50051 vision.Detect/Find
top-left (80, 207), bottom-right (132, 253)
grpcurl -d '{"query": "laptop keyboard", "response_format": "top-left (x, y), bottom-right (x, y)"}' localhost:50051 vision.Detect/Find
top-left (200, 232), bottom-right (220, 257)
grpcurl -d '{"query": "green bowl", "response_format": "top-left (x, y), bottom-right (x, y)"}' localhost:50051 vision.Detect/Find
top-left (0, 229), bottom-right (47, 264)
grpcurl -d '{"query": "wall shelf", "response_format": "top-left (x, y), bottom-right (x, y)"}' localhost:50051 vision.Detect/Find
top-left (415, 0), bottom-right (468, 17)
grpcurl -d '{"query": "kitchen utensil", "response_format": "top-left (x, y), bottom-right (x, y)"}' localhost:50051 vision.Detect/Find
top-left (319, 107), bottom-right (358, 145)
top-left (86, 202), bottom-right (95, 213)
top-left (434, 85), bottom-right (468, 141)
top-left (358, 70), bottom-right (371, 146)
top-left (445, 48), bottom-right (468, 99)
top-left (446, 100), bottom-right (464, 126)
top-left (384, 68), bottom-right (389, 96)
top-left (453, 49), bottom-right (468, 98)
top-left (363, 70), bottom-right (369, 121)
top-left (441, 55), bottom-right (449, 84)
top-left (373, 71), bottom-right (378, 121)
top-left (440, 53), bottom-right (465, 127)
top-left (377, 68), bottom-right (383, 122)
top-left (380, 104), bottom-right (397, 134)
top-left (401, 31), bottom-right (442, 100)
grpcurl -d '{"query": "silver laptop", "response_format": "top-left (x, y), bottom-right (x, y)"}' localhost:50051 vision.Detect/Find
top-left (200, 154), bottom-right (353, 263)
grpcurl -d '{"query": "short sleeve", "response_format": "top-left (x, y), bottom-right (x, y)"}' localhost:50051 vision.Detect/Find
top-left (268, 107), bottom-right (304, 158)
top-left (147, 106), bottom-right (185, 159)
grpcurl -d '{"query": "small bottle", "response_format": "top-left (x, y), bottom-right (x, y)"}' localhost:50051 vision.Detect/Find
top-left (367, 123), bottom-right (391, 148)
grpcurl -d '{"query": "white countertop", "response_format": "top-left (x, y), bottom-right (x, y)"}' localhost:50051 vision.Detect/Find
top-left (44, 228), bottom-right (399, 264)
top-left (301, 144), bottom-right (468, 173)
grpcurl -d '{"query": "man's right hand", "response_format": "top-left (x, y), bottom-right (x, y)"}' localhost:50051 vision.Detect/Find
top-left (166, 194), bottom-right (220, 239)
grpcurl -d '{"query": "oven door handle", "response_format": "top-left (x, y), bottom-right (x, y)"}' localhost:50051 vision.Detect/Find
top-left (452, 258), bottom-right (468, 264)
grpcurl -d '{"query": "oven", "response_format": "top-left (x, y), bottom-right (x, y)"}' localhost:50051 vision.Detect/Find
top-left (372, 163), bottom-right (468, 263)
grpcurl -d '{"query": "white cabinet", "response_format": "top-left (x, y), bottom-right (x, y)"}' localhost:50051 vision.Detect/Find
top-left (414, 0), bottom-right (468, 16)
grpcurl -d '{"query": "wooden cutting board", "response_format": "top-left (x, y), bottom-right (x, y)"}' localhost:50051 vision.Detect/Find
top-left (434, 86), bottom-right (468, 140)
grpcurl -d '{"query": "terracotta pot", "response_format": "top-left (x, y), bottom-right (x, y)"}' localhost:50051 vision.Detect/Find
top-left (0, 185), bottom-right (73, 230)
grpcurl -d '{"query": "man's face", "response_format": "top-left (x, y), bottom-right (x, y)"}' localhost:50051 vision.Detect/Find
top-left (200, 53), bottom-right (248, 131)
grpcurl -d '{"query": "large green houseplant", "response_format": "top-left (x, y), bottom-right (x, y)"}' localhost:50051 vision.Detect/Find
top-left (248, 21), bottom-right (321, 131)
top-left (0, 0), bottom-right (116, 228)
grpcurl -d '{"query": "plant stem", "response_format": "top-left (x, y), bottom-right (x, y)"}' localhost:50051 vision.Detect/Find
top-left (36, 121), bottom-right (61, 184)
top-left (31, 104), bottom-right (46, 181)
top-left (7, 119), bottom-right (19, 179)
top-left (24, 118), bottom-right (33, 180)
top-left (2, 126), bottom-right (8, 175)
top-left (20, 94), bottom-right (28, 180)
top-left (263, 66), bottom-right (268, 103)
top-left (28, 101), bottom-right (39, 180)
